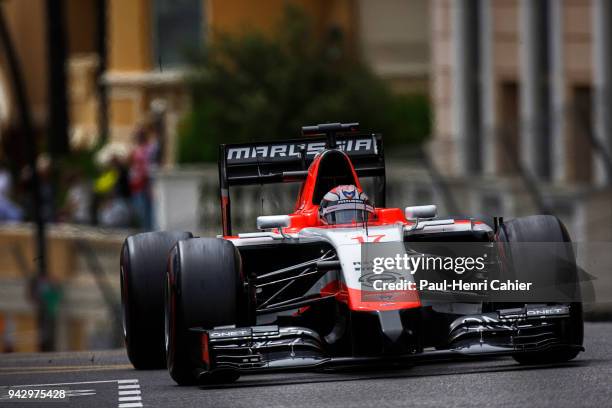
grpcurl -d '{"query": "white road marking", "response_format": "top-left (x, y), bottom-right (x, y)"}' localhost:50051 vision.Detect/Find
top-left (5, 378), bottom-right (145, 407)
top-left (67, 389), bottom-right (97, 397)
top-left (119, 396), bottom-right (142, 402)
top-left (0, 387), bottom-right (98, 399)
top-left (117, 379), bottom-right (139, 384)
top-left (11, 379), bottom-right (121, 387)
top-left (118, 384), bottom-right (140, 389)
top-left (117, 378), bottom-right (143, 408)
top-left (119, 390), bottom-right (141, 396)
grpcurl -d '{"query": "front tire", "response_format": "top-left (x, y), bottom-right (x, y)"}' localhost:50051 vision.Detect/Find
top-left (165, 238), bottom-right (248, 385)
top-left (497, 215), bottom-right (583, 364)
top-left (120, 231), bottom-right (192, 369)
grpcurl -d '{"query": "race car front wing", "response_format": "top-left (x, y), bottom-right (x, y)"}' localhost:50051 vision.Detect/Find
top-left (190, 304), bottom-right (584, 381)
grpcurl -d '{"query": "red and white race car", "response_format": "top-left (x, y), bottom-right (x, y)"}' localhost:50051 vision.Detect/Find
top-left (120, 123), bottom-right (584, 385)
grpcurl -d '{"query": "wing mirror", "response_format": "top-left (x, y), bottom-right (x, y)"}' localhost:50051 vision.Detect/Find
top-left (257, 215), bottom-right (291, 230)
top-left (405, 205), bottom-right (437, 221)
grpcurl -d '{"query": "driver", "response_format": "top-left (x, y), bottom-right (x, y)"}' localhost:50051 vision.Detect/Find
top-left (319, 185), bottom-right (375, 225)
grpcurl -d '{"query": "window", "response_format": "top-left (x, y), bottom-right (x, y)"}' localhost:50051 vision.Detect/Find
top-left (498, 81), bottom-right (519, 175)
top-left (569, 86), bottom-right (593, 183)
top-left (152, 0), bottom-right (203, 69)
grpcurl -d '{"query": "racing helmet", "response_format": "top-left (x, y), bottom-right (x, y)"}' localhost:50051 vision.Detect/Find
top-left (319, 185), bottom-right (375, 225)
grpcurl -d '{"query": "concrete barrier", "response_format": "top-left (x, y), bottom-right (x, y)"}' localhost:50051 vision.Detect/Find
top-left (0, 223), bottom-right (127, 352)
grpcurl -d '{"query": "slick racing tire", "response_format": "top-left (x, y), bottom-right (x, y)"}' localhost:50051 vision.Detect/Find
top-left (120, 231), bottom-right (192, 369)
top-left (497, 215), bottom-right (583, 364)
top-left (165, 238), bottom-right (249, 385)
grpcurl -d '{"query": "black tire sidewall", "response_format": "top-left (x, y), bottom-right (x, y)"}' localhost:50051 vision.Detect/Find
top-left (166, 238), bottom-right (246, 385)
top-left (121, 231), bottom-right (192, 369)
top-left (496, 215), bottom-right (583, 363)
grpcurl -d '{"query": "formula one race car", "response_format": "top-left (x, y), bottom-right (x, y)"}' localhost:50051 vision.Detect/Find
top-left (120, 123), bottom-right (584, 385)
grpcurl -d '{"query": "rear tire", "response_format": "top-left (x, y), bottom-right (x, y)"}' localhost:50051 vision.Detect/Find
top-left (497, 215), bottom-right (583, 364)
top-left (120, 231), bottom-right (192, 369)
top-left (165, 238), bottom-right (248, 385)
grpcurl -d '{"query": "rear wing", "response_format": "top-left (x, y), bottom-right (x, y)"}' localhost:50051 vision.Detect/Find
top-left (218, 123), bottom-right (386, 235)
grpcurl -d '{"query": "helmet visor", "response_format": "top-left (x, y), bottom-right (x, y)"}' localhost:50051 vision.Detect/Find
top-left (321, 201), bottom-right (375, 225)
top-left (323, 209), bottom-right (367, 224)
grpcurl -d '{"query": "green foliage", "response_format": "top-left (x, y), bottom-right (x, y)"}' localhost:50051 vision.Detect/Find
top-left (178, 5), bottom-right (430, 163)
top-left (59, 147), bottom-right (99, 179)
top-left (386, 94), bottom-right (431, 147)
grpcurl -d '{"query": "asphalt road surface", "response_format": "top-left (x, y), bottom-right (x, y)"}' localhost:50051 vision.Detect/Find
top-left (1, 322), bottom-right (611, 408)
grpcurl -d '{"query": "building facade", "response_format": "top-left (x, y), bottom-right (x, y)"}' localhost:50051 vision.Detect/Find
top-left (430, 0), bottom-right (612, 243)
top-left (431, 0), bottom-right (612, 186)
top-left (0, 0), bottom-right (430, 165)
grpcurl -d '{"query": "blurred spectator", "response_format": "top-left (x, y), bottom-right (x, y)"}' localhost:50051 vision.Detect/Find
top-left (59, 170), bottom-right (92, 224)
top-left (0, 162), bottom-right (23, 222)
top-left (129, 128), bottom-right (154, 230)
top-left (19, 155), bottom-right (55, 222)
top-left (94, 143), bottom-right (131, 228)
top-left (98, 194), bottom-right (131, 228)
top-left (148, 98), bottom-right (167, 166)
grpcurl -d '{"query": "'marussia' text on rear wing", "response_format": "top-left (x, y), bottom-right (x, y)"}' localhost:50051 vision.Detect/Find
top-left (217, 123), bottom-right (386, 235)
